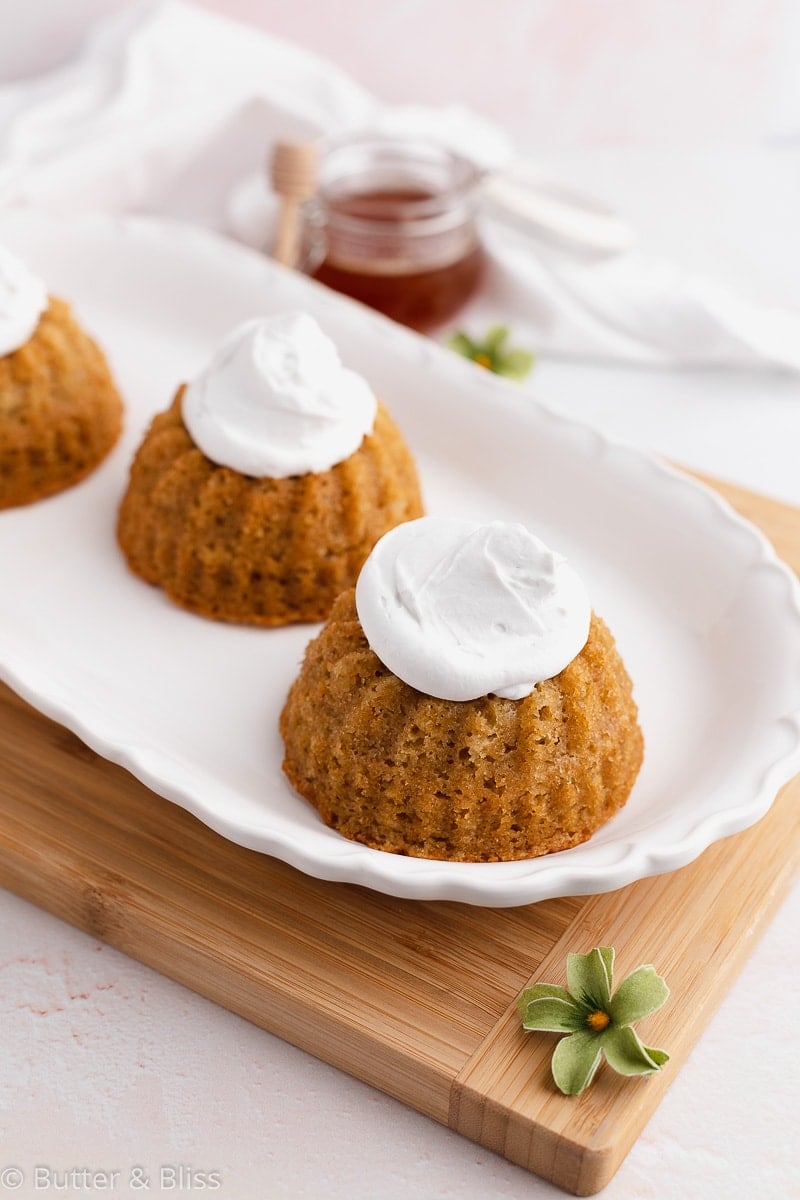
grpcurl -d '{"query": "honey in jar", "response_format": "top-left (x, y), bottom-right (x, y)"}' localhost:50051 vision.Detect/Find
top-left (300, 136), bottom-right (486, 332)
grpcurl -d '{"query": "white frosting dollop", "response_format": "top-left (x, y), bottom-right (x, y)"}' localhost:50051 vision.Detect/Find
top-left (355, 517), bottom-right (592, 701)
top-left (182, 312), bottom-right (377, 478)
top-left (0, 245), bottom-right (48, 357)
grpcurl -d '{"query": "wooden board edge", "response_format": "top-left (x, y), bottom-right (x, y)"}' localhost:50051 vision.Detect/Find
top-left (447, 775), bottom-right (800, 1194)
top-left (449, 857), bottom-right (799, 1196)
top-left (0, 829), bottom-right (458, 1126)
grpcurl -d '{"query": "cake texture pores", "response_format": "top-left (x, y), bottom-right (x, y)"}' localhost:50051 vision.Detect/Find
top-left (181, 312), bottom-right (377, 478)
top-left (0, 245), bottom-right (48, 356)
top-left (355, 518), bottom-right (592, 700)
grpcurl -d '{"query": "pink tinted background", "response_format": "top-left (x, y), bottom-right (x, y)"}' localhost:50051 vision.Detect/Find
top-left (3, 0), bottom-right (800, 149)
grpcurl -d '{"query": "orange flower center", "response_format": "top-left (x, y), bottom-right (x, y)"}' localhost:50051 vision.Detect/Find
top-left (586, 1010), bottom-right (611, 1032)
top-left (473, 353), bottom-right (492, 369)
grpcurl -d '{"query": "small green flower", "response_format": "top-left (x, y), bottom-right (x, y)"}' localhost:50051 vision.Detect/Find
top-left (517, 946), bottom-right (670, 1096)
top-left (448, 324), bottom-right (535, 380)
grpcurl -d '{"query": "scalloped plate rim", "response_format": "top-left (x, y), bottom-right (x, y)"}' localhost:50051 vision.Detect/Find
top-left (0, 210), bottom-right (799, 907)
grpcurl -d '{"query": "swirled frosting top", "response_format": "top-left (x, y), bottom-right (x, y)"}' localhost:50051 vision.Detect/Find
top-left (355, 517), bottom-right (591, 701)
top-left (182, 311), bottom-right (377, 478)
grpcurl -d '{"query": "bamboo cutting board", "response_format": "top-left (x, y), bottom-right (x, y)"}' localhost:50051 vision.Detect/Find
top-left (0, 476), bottom-right (798, 1196)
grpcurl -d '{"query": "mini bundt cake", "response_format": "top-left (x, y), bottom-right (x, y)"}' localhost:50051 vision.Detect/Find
top-left (280, 519), bottom-right (643, 862)
top-left (0, 247), bottom-right (123, 509)
top-left (117, 312), bottom-right (423, 625)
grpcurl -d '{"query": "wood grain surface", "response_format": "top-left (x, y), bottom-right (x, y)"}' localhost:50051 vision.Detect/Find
top-left (0, 474), bottom-right (798, 1195)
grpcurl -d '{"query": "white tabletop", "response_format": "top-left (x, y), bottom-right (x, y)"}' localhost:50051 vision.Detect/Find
top-left (2, 4), bottom-right (799, 1198)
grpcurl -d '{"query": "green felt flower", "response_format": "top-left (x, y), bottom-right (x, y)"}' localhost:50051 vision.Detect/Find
top-left (448, 324), bottom-right (535, 380)
top-left (517, 947), bottom-right (670, 1096)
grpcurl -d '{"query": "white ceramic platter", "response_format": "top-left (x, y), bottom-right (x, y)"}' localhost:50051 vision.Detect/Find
top-left (2, 211), bottom-right (800, 907)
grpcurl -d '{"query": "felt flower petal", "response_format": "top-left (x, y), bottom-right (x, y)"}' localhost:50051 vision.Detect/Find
top-left (517, 982), bottom-right (574, 1013)
top-left (483, 325), bottom-right (510, 351)
top-left (551, 1030), bottom-right (604, 1095)
top-left (496, 348), bottom-right (534, 380)
top-left (641, 1045), bottom-right (670, 1068)
top-left (449, 332), bottom-right (478, 357)
top-left (519, 994), bottom-right (584, 1033)
top-left (609, 964), bottom-right (670, 1025)
top-left (566, 947), bottom-right (613, 1009)
top-left (601, 1024), bottom-right (670, 1077)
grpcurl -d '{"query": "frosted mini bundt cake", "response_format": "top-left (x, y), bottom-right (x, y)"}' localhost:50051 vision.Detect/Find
top-left (0, 246), bottom-right (123, 509)
top-left (281, 517), bottom-right (643, 862)
top-left (117, 312), bottom-right (423, 625)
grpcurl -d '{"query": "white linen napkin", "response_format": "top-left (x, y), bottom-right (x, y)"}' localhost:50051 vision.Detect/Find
top-left (2, 0), bottom-right (799, 371)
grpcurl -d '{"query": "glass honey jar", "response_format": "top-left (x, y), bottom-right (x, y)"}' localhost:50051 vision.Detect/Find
top-left (299, 135), bottom-right (486, 332)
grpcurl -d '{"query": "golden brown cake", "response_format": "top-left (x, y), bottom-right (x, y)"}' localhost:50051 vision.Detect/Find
top-left (0, 297), bottom-right (123, 509)
top-left (116, 391), bottom-right (424, 626)
top-left (280, 590), bottom-right (643, 862)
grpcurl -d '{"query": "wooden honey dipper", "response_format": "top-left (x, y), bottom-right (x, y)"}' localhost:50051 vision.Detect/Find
top-left (270, 139), bottom-right (318, 268)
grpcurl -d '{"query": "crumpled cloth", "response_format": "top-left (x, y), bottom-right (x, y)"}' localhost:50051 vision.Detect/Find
top-left (2, 0), bottom-right (799, 371)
